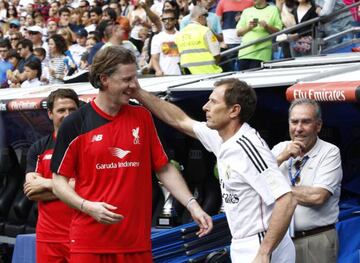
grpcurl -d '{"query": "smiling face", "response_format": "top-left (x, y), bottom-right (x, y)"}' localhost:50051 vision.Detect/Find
top-left (100, 63), bottom-right (137, 107)
top-left (48, 97), bottom-right (78, 133)
top-left (289, 103), bottom-right (322, 153)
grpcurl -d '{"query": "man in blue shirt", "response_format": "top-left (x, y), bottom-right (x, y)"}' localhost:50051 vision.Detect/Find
top-left (0, 40), bottom-right (14, 88)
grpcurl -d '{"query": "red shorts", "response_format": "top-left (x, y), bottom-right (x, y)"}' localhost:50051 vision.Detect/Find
top-left (70, 251), bottom-right (153, 263)
top-left (36, 241), bottom-right (70, 263)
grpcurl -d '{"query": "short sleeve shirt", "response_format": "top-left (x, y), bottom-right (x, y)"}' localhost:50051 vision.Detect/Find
top-left (272, 138), bottom-right (342, 231)
top-left (51, 101), bottom-right (168, 253)
top-left (26, 134), bottom-right (73, 242)
top-left (193, 122), bottom-right (291, 239)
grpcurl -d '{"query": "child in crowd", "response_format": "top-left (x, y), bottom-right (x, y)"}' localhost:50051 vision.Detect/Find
top-left (20, 60), bottom-right (42, 88)
top-left (34, 47), bottom-right (50, 84)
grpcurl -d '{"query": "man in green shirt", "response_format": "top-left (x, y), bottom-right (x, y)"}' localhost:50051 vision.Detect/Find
top-left (236, 0), bottom-right (283, 70)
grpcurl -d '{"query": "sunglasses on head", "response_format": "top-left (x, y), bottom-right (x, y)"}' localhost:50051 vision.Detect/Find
top-left (10, 24), bottom-right (19, 28)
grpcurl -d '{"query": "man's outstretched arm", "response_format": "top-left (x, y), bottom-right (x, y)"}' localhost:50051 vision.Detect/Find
top-left (133, 82), bottom-right (198, 138)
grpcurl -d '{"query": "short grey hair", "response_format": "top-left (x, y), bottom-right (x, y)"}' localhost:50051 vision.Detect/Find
top-left (288, 98), bottom-right (322, 121)
top-left (190, 6), bottom-right (207, 20)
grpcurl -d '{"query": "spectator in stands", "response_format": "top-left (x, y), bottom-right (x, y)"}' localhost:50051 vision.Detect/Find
top-left (8, 49), bottom-right (21, 68)
top-left (49, 1), bottom-right (61, 19)
top-left (102, 7), bottom-right (118, 23)
top-left (6, 4), bottom-right (18, 22)
top-left (180, 0), bottom-right (223, 42)
top-left (79, 35), bottom-right (97, 69)
top-left (24, 88), bottom-right (79, 263)
top-left (175, 6), bottom-right (222, 74)
top-left (20, 59), bottom-right (42, 88)
top-left (0, 0), bottom-right (8, 21)
top-left (272, 98), bottom-right (342, 263)
top-left (69, 8), bottom-right (84, 33)
top-left (79, 0), bottom-right (90, 12)
top-left (9, 31), bottom-right (23, 50)
top-left (236, 0), bottom-right (283, 70)
top-left (27, 25), bottom-right (48, 52)
top-left (71, 28), bottom-right (87, 66)
top-left (109, 0), bottom-right (121, 17)
top-left (58, 7), bottom-right (71, 28)
top-left (132, 77), bottom-right (296, 263)
top-left (51, 46), bottom-right (212, 263)
top-left (12, 39), bottom-right (40, 84)
top-left (48, 34), bottom-right (67, 84)
top-left (315, 0), bottom-right (353, 45)
top-left (216, 0), bottom-right (254, 72)
top-left (25, 14), bottom-right (35, 27)
top-left (291, 0), bottom-right (318, 56)
top-left (0, 39), bottom-right (13, 88)
top-left (151, 9), bottom-right (181, 76)
top-left (7, 19), bottom-right (21, 36)
top-left (47, 18), bottom-right (59, 37)
top-left (90, 6), bottom-right (102, 28)
top-left (82, 10), bottom-right (94, 32)
top-left (34, 47), bottom-right (50, 84)
top-left (120, 0), bottom-right (132, 16)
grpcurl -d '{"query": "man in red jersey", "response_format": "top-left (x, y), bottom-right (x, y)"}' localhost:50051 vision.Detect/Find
top-left (24, 88), bottom-right (80, 262)
top-left (51, 46), bottom-right (213, 263)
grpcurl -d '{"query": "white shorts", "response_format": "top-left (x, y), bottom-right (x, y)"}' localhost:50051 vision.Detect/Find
top-left (230, 232), bottom-right (295, 263)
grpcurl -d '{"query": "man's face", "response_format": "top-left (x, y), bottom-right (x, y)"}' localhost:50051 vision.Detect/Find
top-left (90, 12), bottom-right (101, 24)
top-left (161, 13), bottom-right (177, 31)
top-left (289, 104), bottom-right (322, 153)
top-left (109, 3), bottom-right (120, 15)
top-left (79, 1), bottom-right (89, 10)
top-left (48, 97), bottom-right (78, 132)
top-left (51, 3), bottom-right (59, 14)
top-left (28, 31), bottom-right (42, 43)
top-left (60, 11), bottom-right (70, 25)
top-left (202, 85), bottom-right (235, 131)
top-left (18, 44), bottom-right (28, 58)
top-left (0, 46), bottom-right (9, 60)
top-left (100, 63), bottom-right (137, 107)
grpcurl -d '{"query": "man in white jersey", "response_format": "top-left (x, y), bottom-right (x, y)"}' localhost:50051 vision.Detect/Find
top-left (272, 98), bottom-right (342, 263)
top-left (132, 78), bottom-right (296, 263)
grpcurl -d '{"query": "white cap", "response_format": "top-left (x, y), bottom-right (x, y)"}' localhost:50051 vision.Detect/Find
top-left (27, 25), bottom-right (43, 34)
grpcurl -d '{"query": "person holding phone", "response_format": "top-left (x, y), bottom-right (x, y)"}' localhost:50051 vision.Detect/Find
top-left (236, 0), bottom-right (283, 70)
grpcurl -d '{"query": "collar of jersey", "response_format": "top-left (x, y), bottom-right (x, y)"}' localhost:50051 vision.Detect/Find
top-left (90, 100), bottom-right (124, 121)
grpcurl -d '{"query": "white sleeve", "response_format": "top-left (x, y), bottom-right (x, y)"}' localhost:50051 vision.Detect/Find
top-left (313, 145), bottom-right (342, 194)
top-left (151, 33), bottom-right (161, 55)
top-left (193, 121), bottom-right (222, 156)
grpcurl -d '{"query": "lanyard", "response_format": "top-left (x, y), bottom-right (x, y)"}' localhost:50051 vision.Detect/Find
top-left (288, 156), bottom-right (309, 186)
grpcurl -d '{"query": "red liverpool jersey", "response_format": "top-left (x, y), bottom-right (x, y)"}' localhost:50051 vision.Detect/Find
top-left (26, 133), bottom-right (73, 242)
top-left (51, 101), bottom-right (168, 253)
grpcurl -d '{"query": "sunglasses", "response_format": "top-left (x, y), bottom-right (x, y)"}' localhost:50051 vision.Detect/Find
top-left (10, 38), bottom-right (19, 41)
top-left (161, 17), bottom-right (176, 22)
top-left (29, 31), bottom-right (40, 35)
top-left (10, 24), bottom-right (19, 28)
top-left (201, 13), bottom-right (208, 18)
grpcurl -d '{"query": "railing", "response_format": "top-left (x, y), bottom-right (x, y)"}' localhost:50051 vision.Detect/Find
top-left (219, 1), bottom-right (360, 67)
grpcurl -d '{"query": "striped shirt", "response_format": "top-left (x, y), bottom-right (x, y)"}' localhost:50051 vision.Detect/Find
top-left (193, 122), bottom-right (291, 239)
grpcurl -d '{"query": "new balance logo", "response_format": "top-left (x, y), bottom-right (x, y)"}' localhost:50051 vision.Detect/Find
top-left (92, 134), bottom-right (103, 142)
top-left (109, 147), bottom-right (131, 159)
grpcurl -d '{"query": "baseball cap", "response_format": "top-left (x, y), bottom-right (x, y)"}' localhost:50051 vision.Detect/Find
top-left (9, 19), bottom-right (20, 27)
top-left (27, 25), bottom-right (43, 34)
top-left (75, 28), bottom-right (88, 38)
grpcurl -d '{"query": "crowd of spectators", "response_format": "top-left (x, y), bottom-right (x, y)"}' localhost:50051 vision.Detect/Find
top-left (0, 0), bottom-right (356, 88)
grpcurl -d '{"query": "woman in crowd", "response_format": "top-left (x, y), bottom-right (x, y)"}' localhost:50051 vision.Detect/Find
top-left (48, 34), bottom-right (67, 84)
top-left (0, 0), bottom-right (8, 21)
top-left (6, 4), bottom-right (17, 22)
